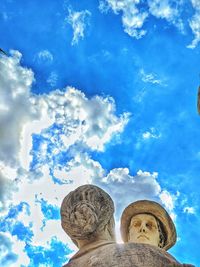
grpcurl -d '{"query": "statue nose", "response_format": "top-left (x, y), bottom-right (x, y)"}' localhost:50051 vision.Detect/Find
top-left (140, 228), bottom-right (146, 232)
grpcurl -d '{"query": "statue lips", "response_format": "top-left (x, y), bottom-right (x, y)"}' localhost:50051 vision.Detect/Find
top-left (137, 235), bottom-right (149, 240)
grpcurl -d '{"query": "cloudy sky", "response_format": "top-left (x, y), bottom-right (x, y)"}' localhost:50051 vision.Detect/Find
top-left (0, 0), bottom-right (200, 266)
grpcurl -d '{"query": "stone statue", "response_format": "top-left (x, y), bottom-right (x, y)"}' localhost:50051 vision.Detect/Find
top-left (120, 200), bottom-right (194, 266)
top-left (60, 184), bottom-right (116, 266)
top-left (60, 185), bottom-right (195, 267)
top-left (120, 200), bottom-right (176, 250)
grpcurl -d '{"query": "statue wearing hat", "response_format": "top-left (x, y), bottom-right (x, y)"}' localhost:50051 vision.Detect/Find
top-left (120, 200), bottom-right (194, 266)
top-left (120, 200), bottom-right (176, 250)
top-left (61, 185), bottom-right (195, 267)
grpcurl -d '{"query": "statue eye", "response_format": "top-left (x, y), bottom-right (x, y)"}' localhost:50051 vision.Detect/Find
top-left (132, 221), bottom-right (140, 227)
top-left (146, 222), bottom-right (153, 229)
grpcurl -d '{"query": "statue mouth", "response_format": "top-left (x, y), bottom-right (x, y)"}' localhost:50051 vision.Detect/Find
top-left (137, 235), bottom-right (149, 240)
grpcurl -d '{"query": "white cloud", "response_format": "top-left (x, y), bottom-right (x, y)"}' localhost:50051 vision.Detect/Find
top-left (67, 9), bottom-right (91, 45)
top-left (34, 87), bottom-right (130, 154)
top-left (11, 237), bottom-right (30, 267)
top-left (0, 51), bottom-right (38, 167)
top-left (0, 232), bottom-right (30, 267)
top-left (140, 69), bottom-right (164, 85)
top-left (99, 168), bottom-right (162, 217)
top-left (159, 190), bottom-right (179, 220)
top-left (142, 127), bottom-right (161, 139)
top-left (100, 0), bottom-right (200, 48)
top-left (147, 0), bottom-right (183, 31)
top-left (183, 206), bottom-right (196, 214)
top-left (99, 0), bottom-right (189, 44)
top-left (0, 51), bottom-right (44, 209)
top-left (159, 190), bottom-right (174, 211)
top-left (100, 0), bottom-right (184, 39)
top-left (102, 0), bottom-right (148, 39)
top-left (47, 71), bottom-right (58, 87)
top-left (187, 0), bottom-right (200, 48)
top-left (54, 153), bottom-right (105, 186)
top-left (12, 165), bottom-right (77, 250)
top-left (36, 50), bottom-right (53, 64)
top-left (0, 51), bottom-right (129, 211)
top-left (0, 165), bottom-right (18, 212)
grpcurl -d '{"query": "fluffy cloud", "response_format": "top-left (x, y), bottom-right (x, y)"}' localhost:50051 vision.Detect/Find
top-left (0, 51), bottom-right (131, 265)
top-left (159, 190), bottom-right (179, 220)
top-left (0, 51), bottom-right (42, 210)
top-left (66, 9), bottom-right (91, 45)
top-left (147, 0), bottom-right (183, 31)
top-left (0, 51), bottom-right (38, 167)
top-left (47, 71), bottom-right (58, 87)
top-left (187, 0), bottom-right (200, 49)
top-left (31, 87), bottom-right (130, 166)
top-left (99, 0), bottom-right (183, 39)
top-left (0, 232), bottom-right (18, 266)
top-left (0, 232), bottom-right (29, 267)
top-left (100, 0), bottom-right (200, 48)
top-left (0, 166), bottom-right (17, 212)
top-left (99, 0), bottom-right (148, 39)
top-left (0, 51), bottom-right (129, 205)
top-left (99, 168), bottom-right (162, 216)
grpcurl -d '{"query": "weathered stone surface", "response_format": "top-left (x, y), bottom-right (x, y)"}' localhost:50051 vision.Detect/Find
top-left (63, 242), bottom-right (194, 267)
top-left (60, 184), bottom-right (115, 247)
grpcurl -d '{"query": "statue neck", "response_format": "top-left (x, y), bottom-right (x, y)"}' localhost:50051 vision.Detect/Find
top-left (71, 240), bottom-right (115, 260)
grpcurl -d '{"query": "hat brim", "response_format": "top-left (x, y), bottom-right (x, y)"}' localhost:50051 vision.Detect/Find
top-left (120, 200), bottom-right (176, 250)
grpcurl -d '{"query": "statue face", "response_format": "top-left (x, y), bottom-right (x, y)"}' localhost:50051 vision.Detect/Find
top-left (128, 214), bottom-right (160, 247)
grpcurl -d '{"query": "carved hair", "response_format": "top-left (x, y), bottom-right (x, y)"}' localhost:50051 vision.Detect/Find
top-left (60, 185), bottom-right (114, 241)
top-left (156, 218), bottom-right (166, 248)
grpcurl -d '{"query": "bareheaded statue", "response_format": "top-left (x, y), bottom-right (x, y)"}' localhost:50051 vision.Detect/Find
top-left (60, 184), bottom-right (116, 266)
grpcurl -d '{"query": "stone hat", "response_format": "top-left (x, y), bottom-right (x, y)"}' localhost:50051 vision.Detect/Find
top-left (120, 200), bottom-right (177, 250)
top-left (60, 184), bottom-right (114, 246)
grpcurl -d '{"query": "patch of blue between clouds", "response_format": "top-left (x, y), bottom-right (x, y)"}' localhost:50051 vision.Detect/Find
top-left (11, 222), bottom-right (33, 242)
top-left (0, 203), bottom-right (33, 242)
top-left (6, 202), bottom-right (30, 220)
top-left (25, 238), bottom-right (72, 267)
top-left (39, 199), bottom-right (60, 220)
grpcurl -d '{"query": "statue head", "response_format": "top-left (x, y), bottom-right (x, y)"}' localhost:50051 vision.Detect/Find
top-left (60, 184), bottom-right (115, 248)
top-left (120, 200), bottom-right (177, 250)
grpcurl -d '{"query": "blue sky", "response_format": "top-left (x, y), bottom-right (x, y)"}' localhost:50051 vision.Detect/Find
top-left (0, 0), bottom-right (199, 266)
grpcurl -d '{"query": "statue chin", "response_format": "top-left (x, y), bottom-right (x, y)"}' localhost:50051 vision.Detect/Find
top-left (137, 236), bottom-right (151, 243)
